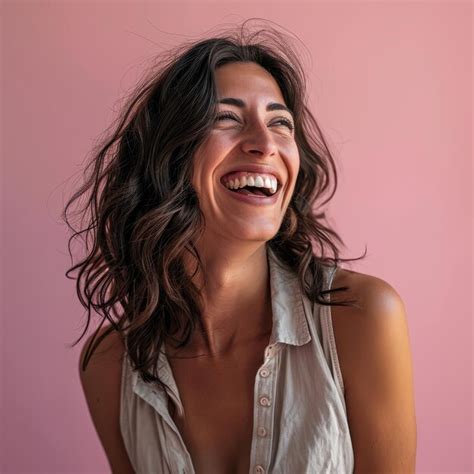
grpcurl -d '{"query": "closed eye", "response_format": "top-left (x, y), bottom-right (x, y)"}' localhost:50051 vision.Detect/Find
top-left (215, 112), bottom-right (294, 131)
top-left (215, 112), bottom-right (240, 122)
top-left (272, 117), bottom-right (294, 131)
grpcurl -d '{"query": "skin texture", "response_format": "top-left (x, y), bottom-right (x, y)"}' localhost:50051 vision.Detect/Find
top-left (177, 61), bottom-right (300, 358)
top-left (163, 61), bottom-right (301, 473)
top-left (79, 275), bottom-right (417, 474)
top-left (79, 329), bottom-right (135, 474)
top-left (79, 61), bottom-right (417, 473)
top-left (331, 269), bottom-right (417, 473)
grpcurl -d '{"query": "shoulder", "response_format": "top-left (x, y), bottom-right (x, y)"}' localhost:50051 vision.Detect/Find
top-left (330, 268), bottom-right (417, 471)
top-left (79, 324), bottom-right (125, 392)
top-left (331, 266), bottom-right (405, 314)
top-left (79, 324), bottom-right (135, 473)
top-left (79, 323), bottom-right (125, 376)
top-left (329, 266), bottom-right (412, 391)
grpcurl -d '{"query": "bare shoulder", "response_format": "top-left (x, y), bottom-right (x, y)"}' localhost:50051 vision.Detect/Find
top-left (79, 323), bottom-right (125, 374)
top-left (79, 324), bottom-right (134, 473)
top-left (331, 266), bottom-right (406, 314)
top-left (329, 265), bottom-right (412, 390)
top-left (329, 267), bottom-right (417, 472)
top-left (330, 266), bottom-right (408, 338)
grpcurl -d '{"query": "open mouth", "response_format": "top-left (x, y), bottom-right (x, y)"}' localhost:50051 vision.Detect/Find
top-left (219, 180), bottom-right (283, 206)
top-left (226, 185), bottom-right (275, 197)
top-left (221, 181), bottom-right (281, 197)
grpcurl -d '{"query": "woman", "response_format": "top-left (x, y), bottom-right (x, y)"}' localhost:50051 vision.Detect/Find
top-left (65, 22), bottom-right (416, 474)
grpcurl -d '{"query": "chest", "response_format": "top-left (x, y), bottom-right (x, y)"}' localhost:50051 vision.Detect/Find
top-left (166, 341), bottom-right (268, 474)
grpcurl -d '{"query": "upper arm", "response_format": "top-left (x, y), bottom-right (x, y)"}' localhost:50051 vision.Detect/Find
top-left (79, 324), bottom-right (135, 474)
top-left (331, 271), bottom-right (417, 473)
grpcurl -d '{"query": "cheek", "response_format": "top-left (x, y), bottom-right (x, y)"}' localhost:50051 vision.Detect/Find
top-left (286, 147), bottom-right (300, 189)
top-left (282, 155), bottom-right (300, 207)
top-left (193, 136), bottom-right (228, 174)
top-left (191, 145), bottom-right (221, 197)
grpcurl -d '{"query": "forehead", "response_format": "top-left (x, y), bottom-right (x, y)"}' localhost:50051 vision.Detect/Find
top-left (214, 62), bottom-right (286, 103)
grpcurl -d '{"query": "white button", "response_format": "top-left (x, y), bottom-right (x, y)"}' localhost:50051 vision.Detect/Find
top-left (255, 466), bottom-right (265, 474)
top-left (259, 368), bottom-right (270, 378)
top-left (257, 426), bottom-right (267, 437)
top-left (259, 396), bottom-right (271, 407)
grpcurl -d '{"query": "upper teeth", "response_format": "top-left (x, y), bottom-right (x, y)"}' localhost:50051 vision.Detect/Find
top-left (223, 174), bottom-right (278, 194)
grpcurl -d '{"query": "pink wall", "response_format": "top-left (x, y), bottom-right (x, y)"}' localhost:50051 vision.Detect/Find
top-left (1, 1), bottom-right (472, 473)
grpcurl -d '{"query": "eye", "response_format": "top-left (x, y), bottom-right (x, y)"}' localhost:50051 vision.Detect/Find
top-left (272, 117), bottom-right (294, 131)
top-left (215, 112), bottom-right (295, 131)
top-left (215, 112), bottom-right (240, 122)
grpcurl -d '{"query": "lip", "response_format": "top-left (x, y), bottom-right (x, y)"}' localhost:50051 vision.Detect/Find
top-left (220, 163), bottom-right (284, 188)
top-left (220, 181), bottom-right (281, 206)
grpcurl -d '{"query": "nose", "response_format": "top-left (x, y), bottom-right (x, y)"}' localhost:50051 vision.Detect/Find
top-left (240, 120), bottom-right (278, 158)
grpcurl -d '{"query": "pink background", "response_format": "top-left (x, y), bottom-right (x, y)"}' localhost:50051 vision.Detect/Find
top-left (1, 1), bottom-right (472, 473)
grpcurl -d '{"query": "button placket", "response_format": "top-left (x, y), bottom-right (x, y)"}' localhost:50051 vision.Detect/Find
top-left (259, 395), bottom-right (271, 407)
top-left (259, 367), bottom-right (270, 378)
top-left (252, 343), bottom-right (278, 473)
top-left (264, 344), bottom-right (274, 360)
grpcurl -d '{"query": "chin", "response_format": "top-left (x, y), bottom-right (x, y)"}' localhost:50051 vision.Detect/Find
top-left (230, 224), bottom-right (280, 242)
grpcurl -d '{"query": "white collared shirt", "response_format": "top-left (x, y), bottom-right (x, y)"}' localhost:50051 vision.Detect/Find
top-left (120, 248), bottom-right (354, 473)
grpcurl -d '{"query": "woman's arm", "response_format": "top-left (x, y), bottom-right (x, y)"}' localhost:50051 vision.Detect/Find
top-left (79, 326), bottom-right (135, 474)
top-left (332, 271), bottom-right (417, 473)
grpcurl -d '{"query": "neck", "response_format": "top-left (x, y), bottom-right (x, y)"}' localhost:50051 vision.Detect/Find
top-left (169, 241), bottom-right (273, 359)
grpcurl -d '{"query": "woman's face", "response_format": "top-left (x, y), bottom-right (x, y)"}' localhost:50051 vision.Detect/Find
top-left (192, 61), bottom-right (300, 245)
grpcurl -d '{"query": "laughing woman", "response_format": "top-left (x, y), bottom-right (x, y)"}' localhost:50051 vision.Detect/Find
top-left (65, 22), bottom-right (417, 474)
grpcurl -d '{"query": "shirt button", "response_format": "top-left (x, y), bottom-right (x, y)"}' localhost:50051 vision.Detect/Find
top-left (255, 466), bottom-right (265, 474)
top-left (257, 426), bottom-right (267, 437)
top-left (259, 396), bottom-right (271, 407)
top-left (259, 368), bottom-right (270, 378)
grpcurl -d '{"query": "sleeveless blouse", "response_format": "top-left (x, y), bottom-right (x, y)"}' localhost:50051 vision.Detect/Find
top-left (120, 249), bottom-right (355, 473)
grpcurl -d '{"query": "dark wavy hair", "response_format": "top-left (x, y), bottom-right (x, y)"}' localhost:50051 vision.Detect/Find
top-left (63, 20), bottom-right (366, 394)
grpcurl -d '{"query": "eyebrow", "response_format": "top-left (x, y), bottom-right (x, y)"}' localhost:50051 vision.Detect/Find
top-left (217, 97), bottom-right (294, 119)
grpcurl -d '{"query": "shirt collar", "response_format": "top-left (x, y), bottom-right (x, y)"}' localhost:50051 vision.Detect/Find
top-left (132, 246), bottom-right (313, 417)
top-left (267, 246), bottom-right (312, 347)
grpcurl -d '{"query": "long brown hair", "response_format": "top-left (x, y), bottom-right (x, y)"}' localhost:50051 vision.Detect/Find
top-left (63, 20), bottom-right (365, 393)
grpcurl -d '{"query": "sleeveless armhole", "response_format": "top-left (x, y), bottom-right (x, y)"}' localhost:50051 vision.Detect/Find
top-left (119, 339), bottom-right (129, 437)
top-left (119, 333), bottom-right (136, 469)
top-left (321, 265), bottom-right (347, 409)
top-left (120, 349), bottom-right (128, 423)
